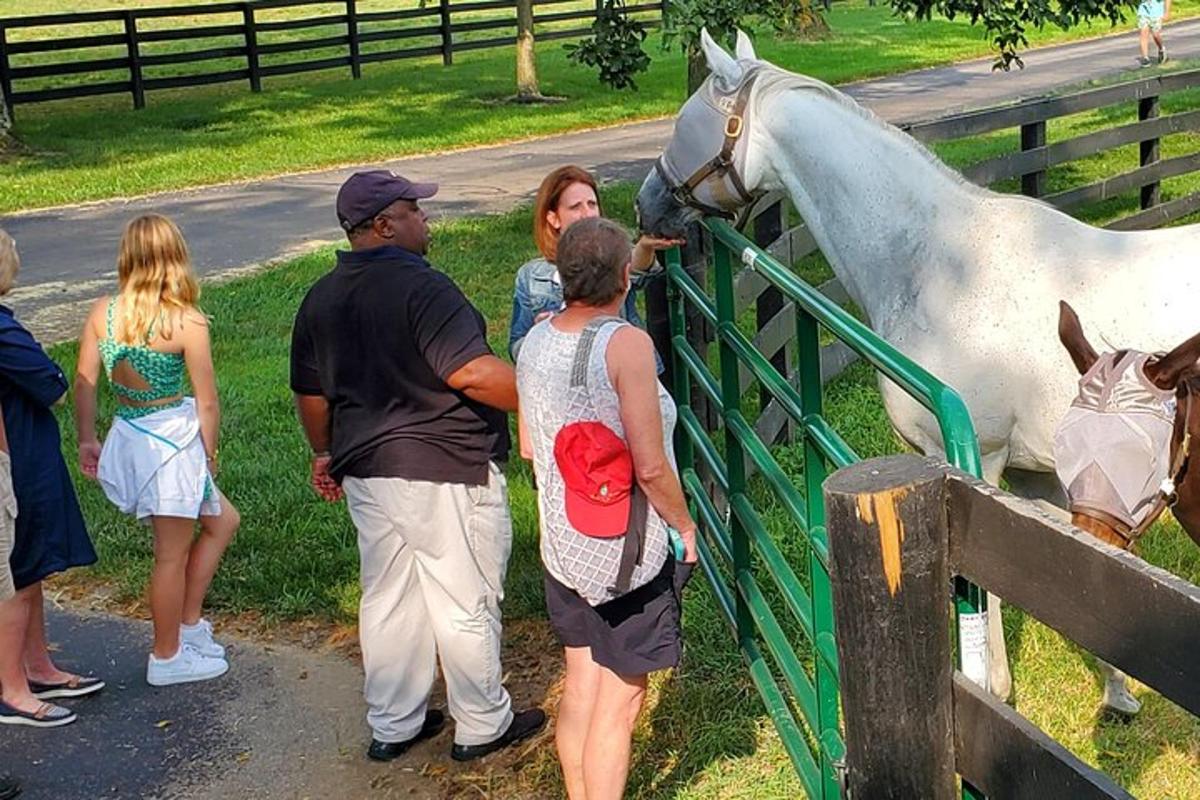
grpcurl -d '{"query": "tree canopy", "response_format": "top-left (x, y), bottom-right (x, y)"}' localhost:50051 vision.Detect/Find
top-left (572, 0), bottom-right (1135, 92)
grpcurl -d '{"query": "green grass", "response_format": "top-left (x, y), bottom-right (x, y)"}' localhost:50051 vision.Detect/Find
top-left (4, 0), bottom-right (1194, 213)
top-left (46, 164), bottom-right (1200, 796)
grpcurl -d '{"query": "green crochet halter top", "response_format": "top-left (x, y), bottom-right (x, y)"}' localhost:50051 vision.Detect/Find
top-left (97, 298), bottom-right (185, 420)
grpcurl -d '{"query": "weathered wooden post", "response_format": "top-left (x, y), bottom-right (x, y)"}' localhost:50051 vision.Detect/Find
top-left (1139, 92), bottom-right (1161, 210)
top-left (753, 201), bottom-right (789, 443)
top-left (824, 454), bottom-right (956, 800)
top-left (242, 2), bottom-right (261, 92)
top-left (123, 11), bottom-right (145, 110)
top-left (0, 28), bottom-right (14, 125)
top-left (1019, 119), bottom-right (1046, 198)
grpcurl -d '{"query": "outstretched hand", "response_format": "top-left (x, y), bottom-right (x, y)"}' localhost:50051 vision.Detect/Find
top-left (633, 235), bottom-right (686, 271)
top-left (311, 454), bottom-right (344, 502)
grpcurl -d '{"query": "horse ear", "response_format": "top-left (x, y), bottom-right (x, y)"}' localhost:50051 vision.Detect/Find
top-left (1145, 329), bottom-right (1200, 390)
top-left (1057, 301), bottom-right (1099, 375)
top-left (734, 29), bottom-right (757, 61)
top-left (700, 28), bottom-right (741, 87)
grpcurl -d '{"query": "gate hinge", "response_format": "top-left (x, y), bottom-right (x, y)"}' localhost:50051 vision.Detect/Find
top-left (833, 758), bottom-right (850, 799)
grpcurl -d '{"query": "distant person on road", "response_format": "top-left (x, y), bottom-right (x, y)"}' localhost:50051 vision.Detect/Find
top-left (1137, 0), bottom-right (1170, 65)
top-left (516, 217), bottom-right (699, 800)
top-left (74, 214), bottom-right (240, 688)
top-left (507, 165), bottom-right (679, 365)
top-left (290, 170), bottom-right (545, 763)
top-left (0, 229), bottom-right (101, 729)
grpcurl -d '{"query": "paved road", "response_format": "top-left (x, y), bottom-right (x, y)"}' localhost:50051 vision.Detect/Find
top-left (3, 19), bottom-right (1198, 344)
top-left (0, 609), bottom-right (438, 800)
top-left (2, 609), bottom-right (557, 800)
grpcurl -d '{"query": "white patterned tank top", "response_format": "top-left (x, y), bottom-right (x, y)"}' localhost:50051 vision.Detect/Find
top-left (516, 316), bottom-right (676, 606)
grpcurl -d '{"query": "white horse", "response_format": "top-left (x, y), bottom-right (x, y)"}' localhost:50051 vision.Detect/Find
top-left (636, 29), bottom-right (1200, 714)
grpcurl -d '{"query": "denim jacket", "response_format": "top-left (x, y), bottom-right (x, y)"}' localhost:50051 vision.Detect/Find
top-left (509, 258), bottom-right (658, 371)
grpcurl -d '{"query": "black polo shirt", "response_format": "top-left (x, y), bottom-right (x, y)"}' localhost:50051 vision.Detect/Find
top-left (290, 245), bottom-right (510, 485)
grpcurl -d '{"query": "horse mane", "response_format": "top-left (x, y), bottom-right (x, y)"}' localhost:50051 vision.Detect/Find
top-left (743, 61), bottom-right (987, 196)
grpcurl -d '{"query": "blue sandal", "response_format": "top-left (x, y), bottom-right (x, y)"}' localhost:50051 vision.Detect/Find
top-left (0, 700), bottom-right (76, 728)
top-left (29, 675), bottom-right (105, 700)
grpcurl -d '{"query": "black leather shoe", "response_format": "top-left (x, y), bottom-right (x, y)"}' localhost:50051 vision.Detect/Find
top-left (450, 707), bottom-right (547, 762)
top-left (366, 709), bottom-right (446, 762)
top-left (0, 773), bottom-right (21, 800)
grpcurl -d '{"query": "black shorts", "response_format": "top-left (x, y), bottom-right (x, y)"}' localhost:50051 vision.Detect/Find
top-left (544, 556), bottom-right (696, 676)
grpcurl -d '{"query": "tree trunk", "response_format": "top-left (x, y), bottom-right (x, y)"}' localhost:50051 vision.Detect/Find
top-left (686, 45), bottom-right (707, 94)
top-left (515, 0), bottom-right (541, 100)
top-left (0, 84), bottom-right (10, 137)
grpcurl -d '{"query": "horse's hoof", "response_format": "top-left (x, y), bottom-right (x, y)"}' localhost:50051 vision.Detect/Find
top-left (1101, 685), bottom-right (1142, 717)
top-left (988, 676), bottom-right (1012, 703)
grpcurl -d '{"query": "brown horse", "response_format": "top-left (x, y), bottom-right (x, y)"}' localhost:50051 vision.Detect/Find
top-left (1056, 300), bottom-right (1200, 551)
top-left (1054, 301), bottom-right (1200, 715)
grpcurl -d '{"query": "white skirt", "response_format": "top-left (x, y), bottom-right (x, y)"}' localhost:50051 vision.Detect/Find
top-left (98, 398), bottom-right (222, 521)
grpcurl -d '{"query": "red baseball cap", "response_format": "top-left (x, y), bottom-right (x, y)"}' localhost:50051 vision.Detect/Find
top-left (554, 421), bottom-right (633, 538)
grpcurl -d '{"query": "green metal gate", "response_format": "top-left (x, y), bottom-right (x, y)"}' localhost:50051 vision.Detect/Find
top-left (665, 218), bottom-right (984, 799)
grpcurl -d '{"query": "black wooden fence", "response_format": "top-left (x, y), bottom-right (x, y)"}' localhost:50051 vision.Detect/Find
top-left (904, 67), bottom-right (1200, 229)
top-left (0, 0), bottom-right (664, 118)
top-left (824, 455), bottom-right (1200, 798)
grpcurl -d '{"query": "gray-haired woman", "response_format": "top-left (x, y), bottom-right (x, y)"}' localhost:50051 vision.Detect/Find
top-left (516, 217), bottom-right (698, 799)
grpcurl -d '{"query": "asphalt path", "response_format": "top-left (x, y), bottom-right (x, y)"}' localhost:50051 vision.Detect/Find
top-left (2, 20), bottom-right (1199, 344)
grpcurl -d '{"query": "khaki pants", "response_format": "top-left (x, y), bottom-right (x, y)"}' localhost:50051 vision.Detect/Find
top-left (343, 462), bottom-right (514, 745)
top-left (0, 451), bottom-right (16, 601)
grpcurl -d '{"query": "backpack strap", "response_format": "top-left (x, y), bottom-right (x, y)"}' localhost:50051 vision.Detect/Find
top-left (568, 314), bottom-right (647, 597)
top-left (613, 488), bottom-right (648, 596)
top-left (569, 314), bottom-right (625, 388)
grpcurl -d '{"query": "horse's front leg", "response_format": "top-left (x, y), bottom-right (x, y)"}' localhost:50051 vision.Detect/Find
top-left (1099, 661), bottom-right (1141, 715)
top-left (986, 596), bottom-right (1011, 701)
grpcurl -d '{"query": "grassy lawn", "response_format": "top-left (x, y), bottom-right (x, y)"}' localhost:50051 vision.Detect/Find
top-left (3, 0), bottom-right (1194, 213)
top-left (44, 160), bottom-right (1200, 795)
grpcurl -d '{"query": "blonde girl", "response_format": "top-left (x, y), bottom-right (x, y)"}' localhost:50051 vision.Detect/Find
top-left (75, 214), bottom-right (240, 687)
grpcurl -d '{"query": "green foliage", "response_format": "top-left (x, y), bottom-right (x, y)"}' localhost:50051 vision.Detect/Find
top-left (565, 0), bottom-right (652, 90)
top-left (765, 0), bottom-right (831, 37)
top-left (660, 0), bottom-right (755, 54)
top-left (891, 0), bottom-right (1130, 69)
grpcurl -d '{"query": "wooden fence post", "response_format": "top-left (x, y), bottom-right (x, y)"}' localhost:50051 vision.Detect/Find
top-left (1020, 120), bottom-right (1045, 198)
top-left (346, 0), bottom-right (361, 80)
top-left (1139, 94), bottom-right (1160, 210)
top-left (753, 201), bottom-right (789, 444)
top-left (824, 454), bottom-right (957, 800)
top-left (242, 3), bottom-right (261, 92)
top-left (0, 28), bottom-right (14, 124)
top-left (123, 11), bottom-right (144, 110)
top-left (439, 0), bottom-right (453, 66)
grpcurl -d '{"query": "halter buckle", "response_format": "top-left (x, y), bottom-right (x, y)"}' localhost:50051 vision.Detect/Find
top-left (724, 115), bottom-right (744, 139)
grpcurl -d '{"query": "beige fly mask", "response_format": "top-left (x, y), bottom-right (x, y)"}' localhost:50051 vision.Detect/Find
top-left (653, 67), bottom-right (763, 220)
top-left (1053, 351), bottom-right (1179, 531)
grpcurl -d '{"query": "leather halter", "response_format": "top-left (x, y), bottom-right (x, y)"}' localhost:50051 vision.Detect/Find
top-left (1074, 390), bottom-right (1193, 550)
top-left (654, 70), bottom-right (763, 220)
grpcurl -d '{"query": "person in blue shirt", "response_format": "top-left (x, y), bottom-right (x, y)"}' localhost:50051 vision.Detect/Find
top-left (1136, 0), bottom-right (1170, 65)
top-left (0, 230), bottom-right (100, 729)
top-left (508, 166), bottom-right (680, 365)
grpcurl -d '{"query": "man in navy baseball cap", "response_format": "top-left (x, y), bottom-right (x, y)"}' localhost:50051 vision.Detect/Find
top-left (293, 169), bottom-right (546, 763)
top-left (335, 170), bottom-right (439, 250)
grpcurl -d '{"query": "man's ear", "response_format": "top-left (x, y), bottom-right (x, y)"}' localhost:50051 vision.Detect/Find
top-left (372, 213), bottom-right (394, 240)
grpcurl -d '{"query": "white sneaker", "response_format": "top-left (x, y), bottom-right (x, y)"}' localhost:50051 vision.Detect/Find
top-left (146, 647), bottom-right (229, 687)
top-left (181, 618), bottom-right (226, 659)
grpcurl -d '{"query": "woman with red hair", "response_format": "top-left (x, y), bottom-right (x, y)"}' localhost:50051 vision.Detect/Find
top-left (508, 166), bottom-right (679, 362)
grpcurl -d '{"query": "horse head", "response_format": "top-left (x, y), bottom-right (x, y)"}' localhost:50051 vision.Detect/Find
top-left (636, 29), bottom-right (772, 237)
top-left (1054, 300), bottom-right (1200, 551)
